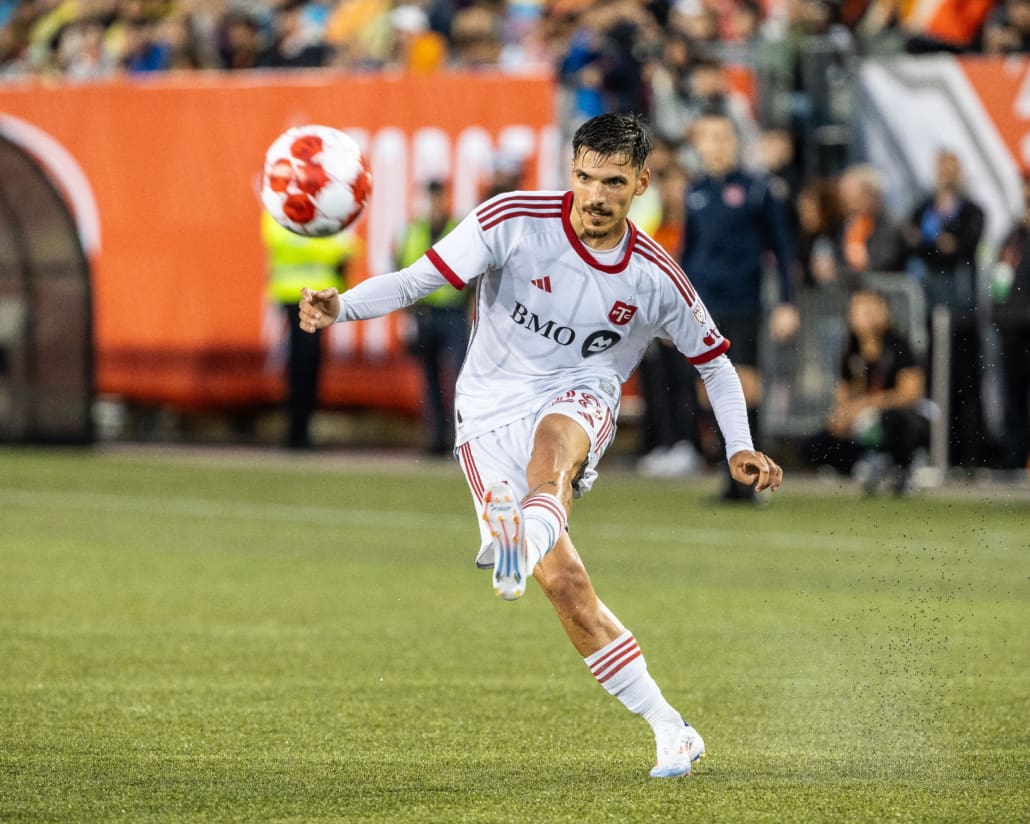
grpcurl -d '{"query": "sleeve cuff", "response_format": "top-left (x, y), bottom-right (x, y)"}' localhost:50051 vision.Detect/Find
top-left (687, 338), bottom-right (731, 365)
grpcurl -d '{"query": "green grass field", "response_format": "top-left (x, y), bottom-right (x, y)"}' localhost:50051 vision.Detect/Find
top-left (1, 448), bottom-right (1027, 823)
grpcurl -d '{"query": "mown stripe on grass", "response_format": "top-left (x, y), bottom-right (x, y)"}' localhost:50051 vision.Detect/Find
top-left (1, 487), bottom-right (1024, 554)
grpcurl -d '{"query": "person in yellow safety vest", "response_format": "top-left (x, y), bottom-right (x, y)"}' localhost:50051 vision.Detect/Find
top-left (263, 210), bottom-right (361, 449)
top-left (395, 179), bottom-right (468, 455)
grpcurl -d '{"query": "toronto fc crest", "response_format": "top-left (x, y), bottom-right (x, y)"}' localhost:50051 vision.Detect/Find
top-left (608, 301), bottom-right (637, 325)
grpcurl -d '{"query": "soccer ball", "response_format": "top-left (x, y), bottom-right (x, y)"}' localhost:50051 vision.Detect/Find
top-left (261, 125), bottom-right (373, 237)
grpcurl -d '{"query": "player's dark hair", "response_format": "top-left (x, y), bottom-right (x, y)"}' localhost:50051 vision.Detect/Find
top-left (572, 113), bottom-right (654, 171)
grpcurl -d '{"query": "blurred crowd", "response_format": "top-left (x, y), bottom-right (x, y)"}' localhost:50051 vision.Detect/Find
top-left (1, 0), bottom-right (1029, 80)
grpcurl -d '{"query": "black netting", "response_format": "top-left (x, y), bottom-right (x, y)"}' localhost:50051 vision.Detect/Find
top-left (0, 136), bottom-right (93, 443)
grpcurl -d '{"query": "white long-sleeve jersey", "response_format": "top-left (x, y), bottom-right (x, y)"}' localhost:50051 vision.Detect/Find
top-left (336, 190), bottom-right (753, 456)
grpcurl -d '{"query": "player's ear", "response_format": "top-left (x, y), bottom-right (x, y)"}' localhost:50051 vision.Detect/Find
top-left (635, 167), bottom-right (651, 197)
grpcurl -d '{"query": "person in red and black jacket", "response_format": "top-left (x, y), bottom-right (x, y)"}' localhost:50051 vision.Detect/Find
top-left (680, 111), bottom-right (798, 502)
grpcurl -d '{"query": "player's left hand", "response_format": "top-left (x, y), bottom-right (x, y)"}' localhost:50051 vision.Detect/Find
top-left (729, 450), bottom-right (783, 493)
top-left (769, 303), bottom-right (800, 343)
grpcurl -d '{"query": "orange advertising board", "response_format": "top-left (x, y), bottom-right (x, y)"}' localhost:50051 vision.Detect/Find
top-left (0, 72), bottom-right (556, 411)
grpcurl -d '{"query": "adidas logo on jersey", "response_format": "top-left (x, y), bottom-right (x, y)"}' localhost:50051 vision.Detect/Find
top-left (530, 276), bottom-right (552, 293)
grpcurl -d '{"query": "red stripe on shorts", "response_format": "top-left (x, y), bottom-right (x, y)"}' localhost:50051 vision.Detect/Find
top-left (459, 443), bottom-right (485, 504)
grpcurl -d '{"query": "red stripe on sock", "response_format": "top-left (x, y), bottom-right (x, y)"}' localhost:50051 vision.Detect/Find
top-left (594, 648), bottom-right (640, 682)
top-left (588, 635), bottom-right (637, 676)
top-left (523, 495), bottom-right (567, 531)
top-left (597, 649), bottom-right (643, 684)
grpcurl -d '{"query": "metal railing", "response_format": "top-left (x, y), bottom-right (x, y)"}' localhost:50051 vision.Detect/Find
top-left (761, 272), bottom-right (930, 441)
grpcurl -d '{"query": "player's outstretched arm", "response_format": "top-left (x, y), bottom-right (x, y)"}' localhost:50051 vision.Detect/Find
top-left (299, 287), bottom-right (340, 334)
top-left (729, 449), bottom-right (783, 492)
top-left (300, 266), bottom-right (457, 333)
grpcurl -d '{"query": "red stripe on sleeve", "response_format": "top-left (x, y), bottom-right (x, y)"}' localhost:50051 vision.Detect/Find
top-left (426, 248), bottom-right (465, 291)
top-left (480, 209), bottom-right (562, 231)
top-left (477, 194), bottom-right (564, 222)
top-left (688, 338), bottom-right (731, 365)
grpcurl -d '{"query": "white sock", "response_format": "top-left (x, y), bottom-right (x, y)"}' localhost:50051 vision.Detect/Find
top-left (522, 493), bottom-right (567, 569)
top-left (584, 630), bottom-right (684, 736)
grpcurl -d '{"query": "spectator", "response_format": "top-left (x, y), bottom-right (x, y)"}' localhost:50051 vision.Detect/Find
top-left (796, 178), bottom-right (842, 288)
top-left (803, 285), bottom-right (930, 495)
top-left (120, 16), bottom-right (172, 73)
top-left (219, 12), bottom-right (264, 70)
top-left (262, 210), bottom-right (361, 449)
top-left (990, 179), bottom-right (1030, 475)
top-left (449, 4), bottom-right (503, 69)
top-left (683, 56), bottom-right (761, 171)
top-left (326, 0), bottom-right (392, 69)
top-left (558, 0), bottom-right (660, 122)
top-left (53, 18), bottom-right (115, 79)
top-left (647, 138), bottom-right (689, 257)
top-left (154, 13), bottom-right (211, 70)
top-left (681, 111), bottom-right (798, 502)
top-left (257, 0), bottom-right (329, 69)
top-left (983, 0), bottom-right (1030, 53)
top-left (902, 149), bottom-right (985, 468)
top-left (903, 149), bottom-right (984, 310)
top-left (646, 32), bottom-right (696, 145)
top-left (758, 127), bottom-right (800, 196)
top-left (495, 0), bottom-right (551, 72)
top-left (668, 0), bottom-right (721, 46)
top-left (837, 163), bottom-right (906, 280)
top-left (729, 0), bottom-right (765, 43)
top-left (635, 141), bottom-right (704, 478)
top-left (395, 179), bottom-right (467, 455)
top-left (857, 0), bottom-right (995, 53)
top-left (482, 149), bottom-right (525, 200)
top-left (388, 4), bottom-right (447, 73)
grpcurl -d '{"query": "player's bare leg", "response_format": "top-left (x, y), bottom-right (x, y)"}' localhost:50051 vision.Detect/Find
top-left (523, 413), bottom-right (591, 511)
top-left (524, 414), bottom-right (705, 777)
top-left (533, 532), bottom-right (622, 654)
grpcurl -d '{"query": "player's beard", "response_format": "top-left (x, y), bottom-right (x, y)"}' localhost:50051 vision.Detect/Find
top-left (581, 204), bottom-right (615, 240)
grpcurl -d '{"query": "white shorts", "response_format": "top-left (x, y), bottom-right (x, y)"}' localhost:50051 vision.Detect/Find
top-left (455, 382), bottom-right (619, 563)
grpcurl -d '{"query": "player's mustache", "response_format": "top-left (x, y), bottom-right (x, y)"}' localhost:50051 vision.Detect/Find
top-left (584, 204), bottom-right (612, 216)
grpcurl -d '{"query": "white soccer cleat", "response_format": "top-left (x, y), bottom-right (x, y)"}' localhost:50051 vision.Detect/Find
top-left (482, 483), bottom-right (528, 601)
top-left (650, 723), bottom-right (706, 778)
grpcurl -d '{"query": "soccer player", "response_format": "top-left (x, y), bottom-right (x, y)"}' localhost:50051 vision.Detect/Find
top-left (299, 113), bottom-right (783, 778)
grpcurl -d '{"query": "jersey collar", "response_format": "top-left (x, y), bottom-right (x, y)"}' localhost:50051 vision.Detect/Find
top-left (561, 190), bottom-right (637, 274)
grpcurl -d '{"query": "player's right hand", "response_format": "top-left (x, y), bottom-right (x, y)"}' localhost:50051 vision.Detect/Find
top-left (729, 449), bottom-right (783, 493)
top-left (299, 287), bottom-right (340, 333)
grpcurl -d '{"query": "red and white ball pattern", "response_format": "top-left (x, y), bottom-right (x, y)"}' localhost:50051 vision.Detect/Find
top-left (261, 125), bottom-right (372, 237)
